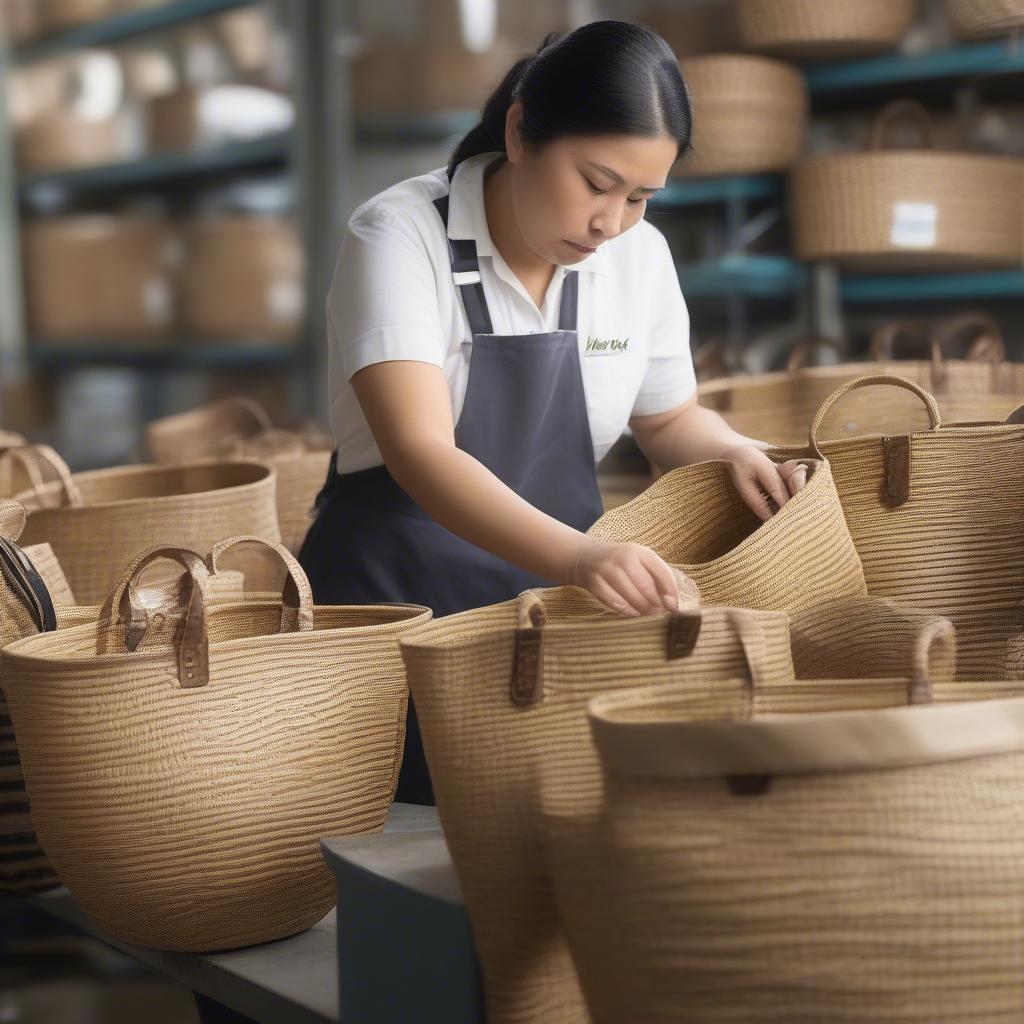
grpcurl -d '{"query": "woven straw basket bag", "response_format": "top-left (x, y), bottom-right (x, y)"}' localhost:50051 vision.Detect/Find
top-left (547, 671), bottom-right (1024, 1023)
top-left (586, 456), bottom-right (867, 623)
top-left (948, 0), bottom-right (1024, 37)
top-left (2, 538), bottom-right (430, 951)
top-left (0, 500), bottom-right (97, 895)
top-left (5, 444), bottom-right (282, 603)
top-left (784, 314), bottom-right (1024, 435)
top-left (772, 374), bottom-right (1024, 680)
top-left (675, 54), bottom-right (807, 177)
top-left (401, 594), bottom-right (795, 1024)
top-left (791, 101), bottom-right (1024, 270)
top-left (145, 397), bottom-right (332, 555)
top-left (738, 0), bottom-right (918, 58)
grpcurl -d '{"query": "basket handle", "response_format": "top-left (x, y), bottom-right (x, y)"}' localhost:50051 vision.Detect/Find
top-left (809, 375), bottom-right (941, 506)
top-left (869, 100), bottom-right (935, 151)
top-left (100, 545), bottom-right (211, 689)
top-left (910, 617), bottom-right (956, 706)
top-left (693, 339), bottom-right (737, 381)
top-left (0, 499), bottom-right (27, 543)
top-left (785, 336), bottom-right (845, 374)
top-left (0, 445), bottom-right (82, 507)
top-left (207, 535), bottom-right (314, 633)
top-left (868, 319), bottom-right (932, 360)
top-left (929, 311), bottom-right (1006, 379)
top-left (222, 396), bottom-right (274, 433)
top-left (512, 573), bottom-right (704, 708)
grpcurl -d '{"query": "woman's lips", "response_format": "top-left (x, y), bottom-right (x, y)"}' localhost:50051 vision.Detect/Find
top-left (565, 240), bottom-right (597, 254)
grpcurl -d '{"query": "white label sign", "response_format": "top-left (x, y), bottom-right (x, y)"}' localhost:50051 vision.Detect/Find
top-left (890, 202), bottom-right (938, 249)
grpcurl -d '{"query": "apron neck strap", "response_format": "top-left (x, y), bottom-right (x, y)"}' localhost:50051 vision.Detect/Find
top-left (434, 195), bottom-right (579, 337)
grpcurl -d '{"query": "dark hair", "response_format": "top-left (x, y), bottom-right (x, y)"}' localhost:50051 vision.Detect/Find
top-left (448, 21), bottom-right (692, 180)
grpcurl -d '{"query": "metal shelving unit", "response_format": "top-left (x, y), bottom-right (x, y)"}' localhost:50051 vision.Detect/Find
top-left (678, 255), bottom-right (805, 301)
top-left (0, 0), bottom-right (351, 432)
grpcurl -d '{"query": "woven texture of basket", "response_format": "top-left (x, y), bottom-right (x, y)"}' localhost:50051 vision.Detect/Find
top-left (547, 674), bottom-right (1024, 1022)
top-left (675, 54), bottom-right (807, 177)
top-left (401, 596), bottom-right (795, 1024)
top-left (947, 0), bottom-right (1024, 38)
top-left (7, 445), bottom-right (282, 602)
top-left (1, 538), bottom-right (431, 951)
top-left (772, 374), bottom-right (1024, 680)
top-left (738, 0), bottom-right (918, 58)
top-left (586, 457), bottom-right (867, 624)
top-left (790, 101), bottom-right (1024, 271)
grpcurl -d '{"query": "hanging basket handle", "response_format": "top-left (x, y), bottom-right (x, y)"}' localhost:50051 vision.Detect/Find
top-left (869, 100), bottom-right (935, 152)
top-left (100, 545), bottom-right (211, 688)
top-left (0, 499), bottom-right (27, 542)
top-left (808, 374), bottom-right (942, 458)
top-left (693, 340), bottom-right (737, 381)
top-left (910, 617), bottom-right (956, 706)
top-left (930, 311), bottom-right (1005, 364)
top-left (0, 445), bottom-right (82, 507)
top-left (222, 396), bottom-right (274, 433)
top-left (207, 535), bottom-right (314, 633)
top-left (868, 319), bottom-right (932, 360)
top-left (785, 336), bottom-right (846, 374)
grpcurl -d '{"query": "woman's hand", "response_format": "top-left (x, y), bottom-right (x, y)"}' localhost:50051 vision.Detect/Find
top-left (569, 539), bottom-right (692, 617)
top-left (719, 445), bottom-right (809, 522)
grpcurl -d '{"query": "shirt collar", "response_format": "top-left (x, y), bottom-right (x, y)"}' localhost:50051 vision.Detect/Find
top-left (445, 151), bottom-right (610, 275)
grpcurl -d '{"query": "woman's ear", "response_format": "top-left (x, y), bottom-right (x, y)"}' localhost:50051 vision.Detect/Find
top-left (505, 100), bottom-right (525, 163)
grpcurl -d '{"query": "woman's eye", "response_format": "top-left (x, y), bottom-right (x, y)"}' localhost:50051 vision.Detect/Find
top-left (584, 177), bottom-right (606, 195)
top-left (627, 196), bottom-right (647, 206)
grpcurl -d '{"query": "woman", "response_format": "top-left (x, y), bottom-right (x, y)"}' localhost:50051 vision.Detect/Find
top-left (299, 21), bottom-right (808, 806)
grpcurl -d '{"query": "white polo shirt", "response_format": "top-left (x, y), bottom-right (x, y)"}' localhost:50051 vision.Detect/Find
top-left (326, 151), bottom-right (695, 473)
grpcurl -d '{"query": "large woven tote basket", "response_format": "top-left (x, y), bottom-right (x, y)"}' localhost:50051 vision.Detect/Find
top-left (5, 444), bottom-right (282, 602)
top-left (772, 374), bottom-right (1024, 680)
top-left (1, 538), bottom-right (430, 951)
top-left (0, 500), bottom-right (97, 896)
top-left (674, 54), bottom-right (807, 177)
top-left (402, 596), bottom-right (795, 1024)
top-left (547, 677), bottom-right (1024, 1023)
top-left (790, 101), bottom-right (1024, 270)
top-left (586, 456), bottom-right (867, 623)
top-left (145, 397), bottom-right (333, 554)
top-left (791, 313), bottom-right (1024, 428)
top-left (738, 0), bottom-right (917, 58)
top-left (947, 0), bottom-right (1024, 37)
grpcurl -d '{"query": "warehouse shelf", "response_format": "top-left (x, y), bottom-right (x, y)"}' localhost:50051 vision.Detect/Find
top-left (18, 132), bottom-right (291, 200)
top-left (805, 38), bottom-right (1024, 96)
top-left (28, 341), bottom-right (301, 371)
top-left (678, 255), bottom-right (805, 300)
top-left (354, 111), bottom-right (478, 145)
top-left (12, 0), bottom-right (258, 65)
top-left (649, 174), bottom-right (783, 210)
top-left (841, 269), bottom-right (1024, 303)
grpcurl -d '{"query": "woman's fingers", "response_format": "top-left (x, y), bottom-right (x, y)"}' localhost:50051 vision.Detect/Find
top-left (733, 472), bottom-right (777, 522)
top-left (779, 459), bottom-right (809, 497)
top-left (757, 461), bottom-right (791, 512)
top-left (609, 565), bottom-right (660, 616)
top-left (588, 575), bottom-right (638, 617)
top-left (638, 547), bottom-right (689, 611)
top-left (622, 560), bottom-right (670, 615)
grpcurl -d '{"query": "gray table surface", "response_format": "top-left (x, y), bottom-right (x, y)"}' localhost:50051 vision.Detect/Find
top-left (26, 804), bottom-right (443, 1024)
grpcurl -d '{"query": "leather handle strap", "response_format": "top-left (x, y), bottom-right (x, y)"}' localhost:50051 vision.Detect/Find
top-left (207, 535), bottom-right (314, 633)
top-left (100, 545), bottom-right (211, 688)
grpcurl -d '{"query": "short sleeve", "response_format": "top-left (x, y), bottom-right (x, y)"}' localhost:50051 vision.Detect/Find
top-left (630, 229), bottom-right (696, 417)
top-left (326, 206), bottom-right (447, 382)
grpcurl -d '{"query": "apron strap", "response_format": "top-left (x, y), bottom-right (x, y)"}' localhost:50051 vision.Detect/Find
top-left (434, 195), bottom-right (494, 337)
top-left (434, 194), bottom-right (580, 337)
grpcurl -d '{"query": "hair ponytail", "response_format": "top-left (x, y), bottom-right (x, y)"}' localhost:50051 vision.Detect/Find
top-left (447, 54), bottom-right (534, 180)
top-left (447, 22), bottom-right (692, 180)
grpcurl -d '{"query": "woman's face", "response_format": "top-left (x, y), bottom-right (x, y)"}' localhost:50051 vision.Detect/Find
top-left (505, 106), bottom-right (679, 267)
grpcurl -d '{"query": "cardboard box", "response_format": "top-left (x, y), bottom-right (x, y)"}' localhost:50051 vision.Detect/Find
top-left (22, 216), bottom-right (178, 340)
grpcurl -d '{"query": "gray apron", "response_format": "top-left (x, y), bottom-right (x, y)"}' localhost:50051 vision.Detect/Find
top-left (299, 193), bottom-right (604, 804)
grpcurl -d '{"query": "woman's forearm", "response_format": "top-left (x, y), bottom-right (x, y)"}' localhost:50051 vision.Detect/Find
top-left (386, 438), bottom-right (592, 583)
top-left (633, 401), bottom-right (768, 471)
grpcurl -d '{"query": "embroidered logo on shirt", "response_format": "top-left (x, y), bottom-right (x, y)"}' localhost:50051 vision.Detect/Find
top-left (585, 336), bottom-right (629, 356)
